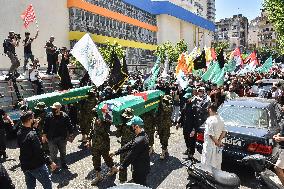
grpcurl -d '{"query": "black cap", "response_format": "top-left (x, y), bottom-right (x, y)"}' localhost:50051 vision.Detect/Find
top-left (25, 32), bottom-right (30, 35)
top-left (20, 111), bottom-right (34, 123)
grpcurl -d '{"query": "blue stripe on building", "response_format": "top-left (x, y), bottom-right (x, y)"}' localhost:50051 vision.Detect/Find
top-left (122, 0), bottom-right (215, 31)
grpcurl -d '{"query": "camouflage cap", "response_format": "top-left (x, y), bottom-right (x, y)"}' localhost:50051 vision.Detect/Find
top-left (122, 108), bottom-right (134, 119)
top-left (34, 102), bottom-right (47, 110)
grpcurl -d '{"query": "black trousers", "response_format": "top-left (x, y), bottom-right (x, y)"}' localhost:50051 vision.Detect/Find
top-left (46, 54), bottom-right (57, 74)
top-left (183, 131), bottom-right (196, 155)
top-left (132, 170), bottom-right (148, 186)
top-left (0, 129), bottom-right (6, 155)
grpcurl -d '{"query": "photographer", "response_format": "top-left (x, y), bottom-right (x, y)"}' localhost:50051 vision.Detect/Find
top-left (28, 58), bottom-right (44, 95)
top-left (3, 31), bottom-right (21, 80)
top-left (44, 36), bottom-right (57, 75)
top-left (23, 30), bottom-right (39, 71)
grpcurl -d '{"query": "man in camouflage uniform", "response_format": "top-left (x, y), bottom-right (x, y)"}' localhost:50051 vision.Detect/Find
top-left (79, 88), bottom-right (98, 144)
top-left (141, 109), bottom-right (156, 155)
top-left (89, 111), bottom-right (118, 185)
top-left (157, 95), bottom-right (173, 159)
top-left (116, 108), bottom-right (135, 183)
top-left (33, 102), bottom-right (49, 154)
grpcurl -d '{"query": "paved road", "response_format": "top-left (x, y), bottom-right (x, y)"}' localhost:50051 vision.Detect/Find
top-left (3, 126), bottom-right (257, 189)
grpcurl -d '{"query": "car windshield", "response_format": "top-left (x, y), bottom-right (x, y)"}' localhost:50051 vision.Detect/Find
top-left (218, 105), bottom-right (269, 128)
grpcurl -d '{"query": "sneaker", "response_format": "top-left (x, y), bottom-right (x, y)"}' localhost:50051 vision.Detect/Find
top-left (183, 149), bottom-right (189, 155)
top-left (61, 164), bottom-right (69, 169)
top-left (91, 172), bottom-right (103, 186)
top-left (107, 167), bottom-right (118, 176)
top-left (14, 71), bottom-right (20, 78)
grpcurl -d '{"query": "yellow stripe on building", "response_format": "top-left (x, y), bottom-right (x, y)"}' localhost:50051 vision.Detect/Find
top-left (69, 31), bottom-right (157, 51)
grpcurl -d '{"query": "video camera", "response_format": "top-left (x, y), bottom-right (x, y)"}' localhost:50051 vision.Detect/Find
top-left (15, 33), bottom-right (21, 40)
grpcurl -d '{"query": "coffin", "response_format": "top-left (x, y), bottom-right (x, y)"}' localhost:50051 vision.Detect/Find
top-left (25, 86), bottom-right (92, 109)
top-left (97, 90), bottom-right (164, 125)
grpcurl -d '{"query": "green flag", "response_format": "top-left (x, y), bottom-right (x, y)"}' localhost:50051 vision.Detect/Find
top-left (202, 61), bottom-right (217, 81)
top-left (144, 57), bottom-right (161, 90)
top-left (224, 58), bottom-right (237, 73)
top-left (213, 67), bottom-right (225, 86)
top-left (210, 63), bottom-right (222, 82)
top-left (257, 57), bottom-right (273, 73)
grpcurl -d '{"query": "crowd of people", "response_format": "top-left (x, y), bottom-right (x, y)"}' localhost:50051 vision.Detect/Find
top-left (0, 65), bottom-right (284, 188)
top-left (1, 30), bottom-right (284, 189)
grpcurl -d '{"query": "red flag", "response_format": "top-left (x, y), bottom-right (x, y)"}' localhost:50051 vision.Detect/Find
top-left (230, 48), bottom-right (244, 66)
top-left (210, 48), bottom-right (217, 60)
top-left (244, 51), bottom-right (259, 66)
top-left (21, 4), bottom-right (36, 28)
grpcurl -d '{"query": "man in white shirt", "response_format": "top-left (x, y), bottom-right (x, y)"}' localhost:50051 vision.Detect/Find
top-left (201, 103), bottom-right (227, 169)
top-left (224, 85), bottom-right (238, 100)
top-left (29, 59), bottom-right (44, 95)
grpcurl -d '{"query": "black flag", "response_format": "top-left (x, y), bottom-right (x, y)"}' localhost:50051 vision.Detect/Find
top-left (108, 52), bottom-right (128, 91)
top-left (217, 49), bottom-right (225, 68)
top-left (194, 50), bottom-right (207, 70)
top-left (122, 56), bottom-right (129, 76)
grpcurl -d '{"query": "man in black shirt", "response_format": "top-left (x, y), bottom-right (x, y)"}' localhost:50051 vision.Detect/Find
top-left (110, 116), bottom-right (150, 186)
top-left (44, 36), bottom-right (57, 75)
top-left (273, 127), bottom-right (284, 185)
top-left (0, 163), bottom-right (15, 189)
top-left (0, 109), bottom-right (13, 160)
top-left (42, 102), bottom-right (74, 170)
top-left (23, 30), bottom-right (38, 71)
top-left (17, 111), bottom-right (57, 189)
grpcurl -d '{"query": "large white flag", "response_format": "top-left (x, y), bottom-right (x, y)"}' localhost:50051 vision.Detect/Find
top-left (71, 33), bottom-right (109, 87)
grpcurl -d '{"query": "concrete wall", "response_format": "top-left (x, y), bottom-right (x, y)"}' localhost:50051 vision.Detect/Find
top-left (157, 14), bottom-right (181, 44)
top-left (0, 0), bottom-right (69, 69)
top-left (157, 14), bottom-right (212, 51)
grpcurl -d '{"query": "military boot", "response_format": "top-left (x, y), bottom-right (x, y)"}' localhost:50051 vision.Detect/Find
top-left (91, 171), bottom-right (103, 186)
top-left (160, 149), bottom-right (167, 160)
top-left (106, 166), bottom-right (118, 176)
top-left (149, 146), bottom-right (154, 155)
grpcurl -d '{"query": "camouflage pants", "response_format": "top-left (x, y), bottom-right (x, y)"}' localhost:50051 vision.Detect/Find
top-left (92, 148), bottom-right (114, 172)
top-left (80, 118), bottom-right (92, 136)
top-left (144, 125), bottom-right (155, 147)
top-left (157, 124), bottom-right (171, 150)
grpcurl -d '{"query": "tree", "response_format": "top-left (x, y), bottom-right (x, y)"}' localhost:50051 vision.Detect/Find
top-left (154, 39), bottom-right (188, 64)
top-left (264, 0), bottom-right (284, 53)
top-left (211, 41), bottom-right (230, 54)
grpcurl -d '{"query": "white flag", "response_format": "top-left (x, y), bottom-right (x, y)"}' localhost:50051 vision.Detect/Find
top-left (177, 70), bottom-right (188, 89)
top-left (71, 33), bottom-right (109, 87)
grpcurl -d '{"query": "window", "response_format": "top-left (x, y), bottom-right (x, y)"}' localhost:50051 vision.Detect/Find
top-left (218, 106), bottom-right (269, 128)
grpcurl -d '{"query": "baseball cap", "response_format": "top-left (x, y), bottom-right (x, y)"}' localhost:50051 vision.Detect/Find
top-left (183, 93), bottom-right (192, 99)
top-left (126, 116), bottom-right (144, 127)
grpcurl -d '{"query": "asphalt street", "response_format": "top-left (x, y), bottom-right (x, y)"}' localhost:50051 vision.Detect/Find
top-left (3, 126), bottom-right (257, 189)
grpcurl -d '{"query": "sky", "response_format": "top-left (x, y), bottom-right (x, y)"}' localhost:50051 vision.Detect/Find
top-left (215, 0), bottom-right (264, 22)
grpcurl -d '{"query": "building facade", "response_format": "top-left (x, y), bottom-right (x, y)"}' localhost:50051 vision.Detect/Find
top-left (248, 17), bottom-right (261, 49)
top-left (0, 0), bottom-right (215, 70)
top-left (248, 10), bottom-right (277, 49)
top-left (214, 14), bottom-right (248, 51)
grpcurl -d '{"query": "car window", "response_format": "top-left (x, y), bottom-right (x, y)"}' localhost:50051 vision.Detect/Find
top-left (218, 105), bottom-right (269, 128)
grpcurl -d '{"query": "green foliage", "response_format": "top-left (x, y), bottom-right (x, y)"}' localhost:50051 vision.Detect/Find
top-left (71, 40), bottom-right (125, 69)
top-left (154, 39), bottom-right (188, 64)
top-left (99, 40), bottom-right (125, 65)
top-left (264, 0), bottom-right (284, 53)
top-left (212, 41), bottom-right (230, 54)
top-left (256, 46), bottom-right (282, 63)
